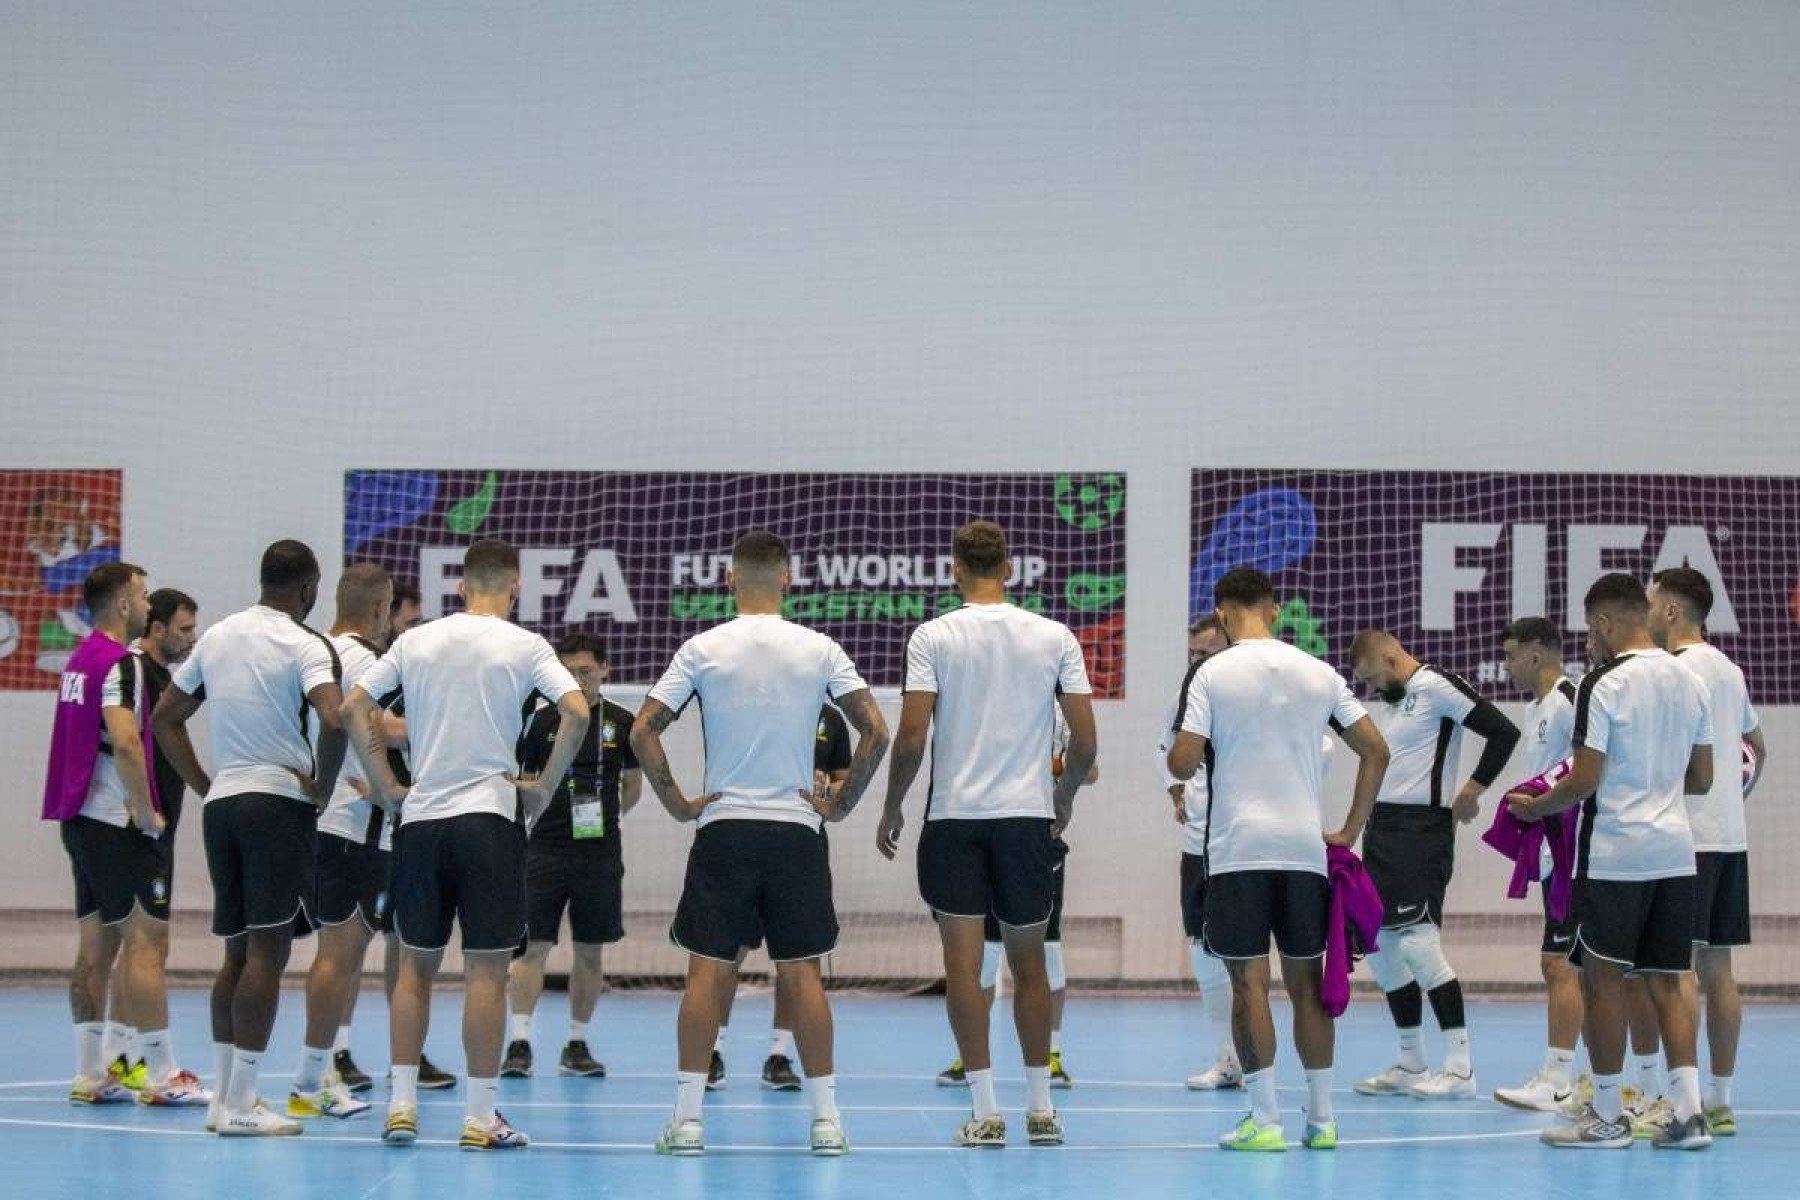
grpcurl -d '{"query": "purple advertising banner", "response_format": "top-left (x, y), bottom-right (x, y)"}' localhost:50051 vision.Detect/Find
top-left (1190, 469), bottom-right (1800, 702)
top-left (349, 471), bottom-right (1128, 696)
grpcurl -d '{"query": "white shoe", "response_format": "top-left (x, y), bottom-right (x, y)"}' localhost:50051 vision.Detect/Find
top-left (655, 1119), bottom-right (705, 1156)
top-left (1186, 1058), bottom-right (1245, 1091)
top-left (810, 1117), bottom-right (849, 1156)
top-left (288, 1074), bottom-right (372, 1120)
top-left (1407, 1069), bottom-right (1478, 1100)
top-left (138, 1069), bottom-right (213, 1108)
top-left (217, 1099), bottom-right (304, 1137)
top-left (1495, 1072), bottom-right (1572, 1113)
top-left (1355, 1064), bottom-right (1429, 1096)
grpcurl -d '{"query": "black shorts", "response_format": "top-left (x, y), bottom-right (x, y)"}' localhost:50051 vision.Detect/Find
top-left (1202, 869), bottom-right (1329, 961)
top-left (61, 817), bottom-right (171, 925)
top-left (984, 837), bottom-right (1068, 942)
top-left (315, 833), bottom-right (392, 933)
top-left (203, 793), bottom-right (318, 939)
top-left (919, 817), bottom-right (1057, 929)
top-left (392, 813), bottom-right (527, 953)
top-left (526, 842), bottom-right (625, 946)
top-left (1181, 853), bottom-right (1209, 941)
top-left (1693, 851), bottom-right (1751, 948)
top-left (1572, 875), bottom-right (1697, 975)
top-left (671, 820), bottom-right (837, 963)
top-left (1540, 885), bottom-right (1579, 956)
top-left (1363, 804), bottom-right (1455, 929)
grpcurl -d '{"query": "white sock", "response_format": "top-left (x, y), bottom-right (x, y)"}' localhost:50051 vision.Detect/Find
top-left (139, 1030), bottom-right (175, 1082)
top-left (225, 1048), bottom-right (262, 1112)
top-left (101, 1021), bottom-right (129, 1064)
top-left (333, 1026), bottom-right (352, 1054)
top-left (295, 1045), bottom-right (329, 1093)
top-left (212, 1041), bottom-right (234, 1096)
top-left (1707, 1073), bottom-right (1733, 1109)
top-left (1544, 1046), bottom-right (1576, 1086)
top-left (390, 1065), bottom-right (419, 1108)
top-left (804, 1073), bottom-right (840, 1121)
top-left (1634, 1054), bottom-right (1663, 1097)
top-left (509, 1013), bottom-right (531, 1043)
top-left (1398, 1027), bottom-right (1426, 1072)
top-left (715, 1026), bottom-right (728, 1052)
top-left (1050, 1031), bottom-right (1062, 1054)
top-left (1593, 1072), bottom-right (1624, 1121)
top-left (568, 1020), bottom-right (588, 1045)
top-left (1026, 1064), bottom-right (1052, 1113)
top-left (466, 1076), bottom-right (498, 1124)
top-left (1246, 1067), bottom-right (1280, 1126)
top-left (74, 1022), bottom-right (104, 1079)
top-left (674, 1071), bottom-right (707, 1123)
top-left (1444, 1028), bottom-right (1472, 1075)
top-left (1667, 1065), bottom-right (1702, 1121)
top-left (123, 1025), bottom-right (140, 1062)
top-left (770, 1028), bottom-right (795, 1059)
top-left (1306, 1068), bottom-right (1334, 1124)
top-left (966, 1067), bottom-right (1000, 1120)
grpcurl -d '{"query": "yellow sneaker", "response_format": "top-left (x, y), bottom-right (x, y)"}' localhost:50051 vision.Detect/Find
top-left (1219, 1114), bottom-right (1287, 1152)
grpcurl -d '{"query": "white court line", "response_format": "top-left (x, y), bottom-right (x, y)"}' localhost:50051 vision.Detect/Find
top-left (0, 1115), bottom-right (1558, 1152)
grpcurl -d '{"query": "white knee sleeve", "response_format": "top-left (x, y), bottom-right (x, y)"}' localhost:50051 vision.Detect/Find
top-left (1044, 941), bottom-right (1067, 991)
top-left (980, 941), bottom-right (1004, 990)
top-left (1190, 939), bottom-right (1230, 993)
top-left (1397, 924), bottom-right (1457, 991)
top-left (1365, 940), bottom-right (1415, 993)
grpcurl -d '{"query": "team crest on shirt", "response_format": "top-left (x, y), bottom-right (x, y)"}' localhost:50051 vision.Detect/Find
top-left (1537, 718), bottom-right (1548, 743)
top-left (374, 892), bottom-right (389, 919)
top-left (602, 722), bottom-right (616, 742)
top-left (1402, 694), bottom-right (1418, 716)
top-left (151, 877), bottom-right (167, 904)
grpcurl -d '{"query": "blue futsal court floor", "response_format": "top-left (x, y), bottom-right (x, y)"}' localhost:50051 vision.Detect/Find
top-left (2, 987), bottom-right (1795, 1197)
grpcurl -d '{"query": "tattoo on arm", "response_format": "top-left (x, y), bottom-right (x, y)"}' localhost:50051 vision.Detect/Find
top-left (826, 689), bottom-right (890, 820)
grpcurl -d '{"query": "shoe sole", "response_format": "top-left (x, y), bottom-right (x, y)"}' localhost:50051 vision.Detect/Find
top-left (1028, 1134), bottom-right (1064, 1146)
top-left (217, 1126), bottom-right (303, 1137)
top-left (1544, 1138), bottom-right (1632, 1150)
top-left (811, 1144), bottom-right (848, 1157)
top-left (1493, 1092), bottom-right (1564, 1113)
top-left (1221, 1143), bottom-right (1287, 1153)
top-left (705, 1081), bottom-right (726, 1092)
top-left (384, 1128), bottom-right (418, 1146)
top-left (1050, 1080), bottom-right (1073, 1090)
top-left (762, 1080), bottom-right (803, 1092)
top-left (460, 1140), bottom-right (528, 1151)
top-left (1353, 1084), bottom-right (1406, 1097)
top-left (1186, 1080), bottom-right (1244, 1092)
top-left (1652, 1137), bottom-right (1713, 1151)
top-left (559, 1068), bottom-right (606, 1078)
top-left (290, 1107), bottom-right (371, 1121)
top-left (343, 1080), bottom-right (373, 1094)
top-left (956, 1140), bottom-right (1006, 1149)
top-left (658, 1143), bottom-right (705, 1157)
top-left (936, 1080), bottom-right (970, 1088)
top-left (1408, 1090), bottom-right (1478, 1101)
top-left (417, 1081), bottom-right (456, 1091)
top-left (500, 1069), bottom-right (531, 1079)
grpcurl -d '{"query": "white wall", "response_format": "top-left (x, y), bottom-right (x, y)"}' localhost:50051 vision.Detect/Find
top-left (4, 3), bottom-right (1798, 979)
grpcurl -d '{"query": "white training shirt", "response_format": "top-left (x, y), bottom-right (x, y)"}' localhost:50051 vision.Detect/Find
top-left (1370, 665), bottom-right (1480, 807)
top-left (1671, 642), bottom-right (1759, 853)
top-left (1573, 648), bottom-right (1713, 882)
top-left (79, 650), bottom-right (146, 828)
top-left (1521, 678), bottom-right (1578, 780)
top-left (171, 605), bottom-right (341, 805)
top-left (904, 602), bottom-right (1092, 821)
top-left (354, 612), bottom-right (579, 827)
top-left (647, 614), bottom-right (867, 831)
top-left (316, 634), bottom-right (392, 849)
top-left (1179, 638), bottom-right (1367, 876)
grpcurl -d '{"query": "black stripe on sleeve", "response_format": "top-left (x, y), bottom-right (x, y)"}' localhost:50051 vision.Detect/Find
top-left (1172, 654), bottom-right (1207, 737)
top-left (1429, 665), bottom-right (1483, 706)
top-left (1571, 656), bottom-right (1629, 750)
top-left (1556, 678), bottom-right (1578, 705)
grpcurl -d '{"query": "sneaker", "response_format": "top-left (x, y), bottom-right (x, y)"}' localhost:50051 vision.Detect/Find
top-left (70, 1075), bottom-right (133, 1105)
top-left (501, 1040), bottom-right (533, 1079)
top-left (706, 1049), bottom-right (727, 1091)
top-left (1705, 1105), bottom-right (1737, 1137)
top-left (1539, 1103), bottom-right (1633, 1149)
top-left (810, 1116), bottom-right (849, 1156)
top-left (1186, 1057), bottom-right (1244, 1091)
top-left (1495, 1072), bottom-right (1572, 1113)
top-left (1567, 1081), bottom-right (1634, 1119)
top-left (559, 1041), bottom-right (605, 1078)
top-left (108, 1055), bottom-right (148, 1093)
top-left (761, 1054), bottom-right (802, 1092)
top-left (335, 1049), bottom-right (372, 1094)
top-left (1356, 1063), bottom-right (1429, 1096)
top-left (288, 1074), bottom-right (372, 1120)
top-left (1218, 1114), bottom-right (1287, 1152)
top-left (1026, 1108), bottom-right (1064, 1146)
top-left (1631, 1096), bottom-right (1674, 1141)
top-left (655, 1119), bottom-right (705, 1156)
top-left (936, 1058), bottom-right (969, 1087)
top-left (1049, 1050), bottom-right (1073, 1090)
top-left (1651, 1111), bottom-right (1713, 1151)
top-left (205, 1101), bottom-right (220, 1132)
top-left (1407, 1069), bottom-right (1478, 1100)
top-left (217, 1099), bottom-right (304, 1137)
top-left (954, 1115), bottom-right (1007, 1147)
top-left (383, 1103), bottom-right (418, 1145)
top-left (138, 1069), bottom-right (213, 1107)
top-left (460, 1111), bottom-right (529, 1150)
top-left (1303, 1120), bottom-right (1338, 1150)
top-left (418, 1055), bottom-right (457, 1091)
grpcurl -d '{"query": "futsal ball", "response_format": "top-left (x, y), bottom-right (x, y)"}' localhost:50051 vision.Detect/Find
top-left (0, 610), bottom-right (19, 661)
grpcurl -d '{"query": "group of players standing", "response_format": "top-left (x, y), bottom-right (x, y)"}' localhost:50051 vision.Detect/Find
top-left (43, 517), bottom-right (1760, 1154)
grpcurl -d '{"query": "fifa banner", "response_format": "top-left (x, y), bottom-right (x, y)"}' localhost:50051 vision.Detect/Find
top-left (348, 471), bottom-right (1128, 696)
top-left (0, 470), bottom-right (124, 690)
top-left (1190, 469), bottom-right (1800, 702)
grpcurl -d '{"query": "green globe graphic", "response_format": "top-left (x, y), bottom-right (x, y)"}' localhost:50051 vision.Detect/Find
top-left (1054, 474), bottom-right (1124, 530)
